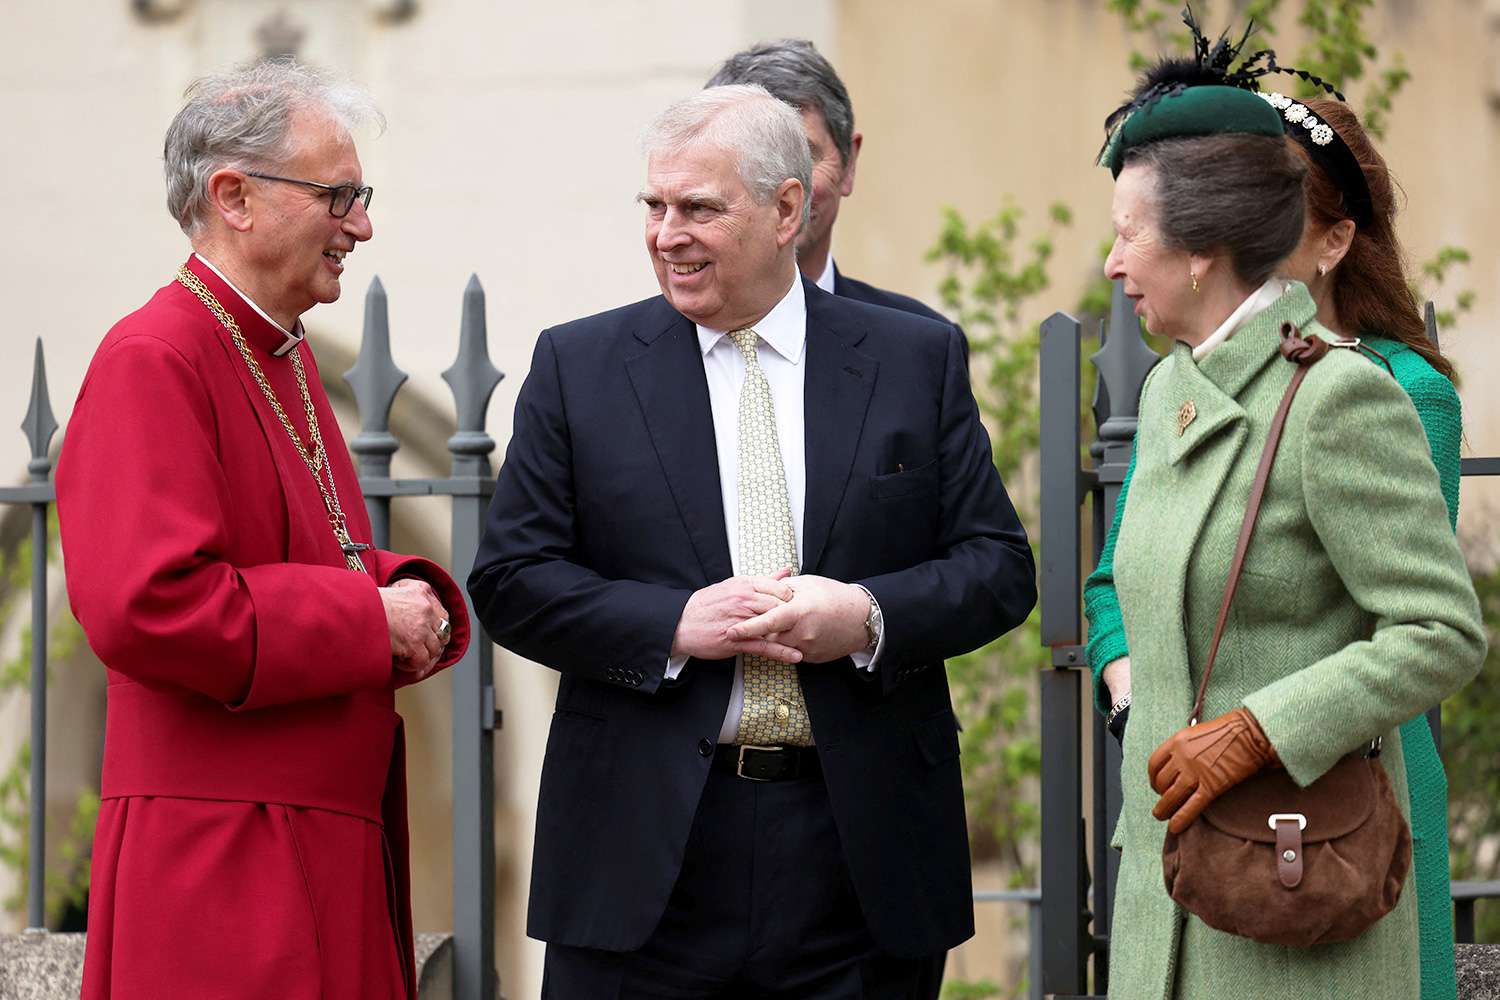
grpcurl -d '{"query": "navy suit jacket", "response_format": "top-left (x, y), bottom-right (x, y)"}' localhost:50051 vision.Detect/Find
top-left (468, 279), bottom-right (1035, 957)
top-left (833, 265), bottom-right (969, 364)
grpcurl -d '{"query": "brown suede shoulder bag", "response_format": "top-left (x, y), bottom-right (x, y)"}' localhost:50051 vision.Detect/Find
top-left (1160, 322), bottom-right (1412, 948)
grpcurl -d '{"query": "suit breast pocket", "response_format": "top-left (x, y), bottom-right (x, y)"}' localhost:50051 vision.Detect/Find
top-left (870, 457), bottom-right (939, 501)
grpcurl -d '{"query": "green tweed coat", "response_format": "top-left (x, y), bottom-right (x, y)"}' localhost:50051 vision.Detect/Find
top-left (1087, 332), bottom-right (1466, 999)
top-left (1105, 284), bottom-right (1486, 1000)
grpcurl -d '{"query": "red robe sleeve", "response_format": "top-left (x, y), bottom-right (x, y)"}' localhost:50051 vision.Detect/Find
top-left (57, 333), bottom-right (402, 709)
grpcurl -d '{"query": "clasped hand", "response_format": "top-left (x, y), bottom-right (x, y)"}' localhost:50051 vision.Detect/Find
top-left (379, 578), bottom-right (451, 679)
top-left (672, 569), bottom-right (871, 664)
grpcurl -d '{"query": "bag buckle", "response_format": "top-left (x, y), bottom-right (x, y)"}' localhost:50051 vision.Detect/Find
top-left (1267, 812), bottom-right (1307, 831)
top-left (736, 744), bottom-right (779, 782)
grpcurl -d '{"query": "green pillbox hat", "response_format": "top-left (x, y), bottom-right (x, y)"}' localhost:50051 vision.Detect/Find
top-left (1100, 84), bottom-right (1285, 177)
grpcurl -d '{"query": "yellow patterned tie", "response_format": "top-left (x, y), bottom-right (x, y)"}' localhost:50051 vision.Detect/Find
top-left (729, 328), bottom-right (812, 746)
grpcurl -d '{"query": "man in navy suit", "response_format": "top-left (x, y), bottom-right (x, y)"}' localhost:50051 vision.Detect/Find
top-left (468, 85), bottom-right (1034, 998)
top-left (706, 40), bottom-right (960, 341)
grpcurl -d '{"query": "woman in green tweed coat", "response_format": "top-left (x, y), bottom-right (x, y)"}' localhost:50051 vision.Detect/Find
top-left (1088, 98), bottom-right (1468, 999)
top-left (1091, 83), bottom-right (1486, 1000)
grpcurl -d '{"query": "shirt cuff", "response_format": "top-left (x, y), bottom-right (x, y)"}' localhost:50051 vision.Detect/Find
top-left (665, 653), bottom-right (689, 680)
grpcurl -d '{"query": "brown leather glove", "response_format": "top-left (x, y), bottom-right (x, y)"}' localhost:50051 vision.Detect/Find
top-left (1148, 707), bottom-right (1281, 835)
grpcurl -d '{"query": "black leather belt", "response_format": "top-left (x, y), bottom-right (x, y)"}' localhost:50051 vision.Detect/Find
top-left (712, 744), bottom-right (822, 782)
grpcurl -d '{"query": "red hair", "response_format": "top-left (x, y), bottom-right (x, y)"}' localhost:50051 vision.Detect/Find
top-left (1295, 99), bottom-right (1454, 381)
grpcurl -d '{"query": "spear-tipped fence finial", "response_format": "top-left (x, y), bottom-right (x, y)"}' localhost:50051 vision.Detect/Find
top-left (344, 276), bottom-right (409, 478)
top-left (22, 338), bottom-right (58, 483)
top-left (1091, 281), bottom-right (1161, 453)
top-left (442, 274), bottom-right (504, 477)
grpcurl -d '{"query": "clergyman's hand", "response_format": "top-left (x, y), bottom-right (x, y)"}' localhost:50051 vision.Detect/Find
top-left (725, 574), bottom-right (870, 664)
top-left (381, 578), bottom-right (450, 679)
top-left (671, 569), bottom-right (803, 664)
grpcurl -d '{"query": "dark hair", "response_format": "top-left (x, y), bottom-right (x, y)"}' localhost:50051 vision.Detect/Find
top-left (1295, 99), bottom-right (1454, 381)
top-left (707, 39), bottom-right (855, 164)
top-left (1124, 133), bottom-right (1306, 287)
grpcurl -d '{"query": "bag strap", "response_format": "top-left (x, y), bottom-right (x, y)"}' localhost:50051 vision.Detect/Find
top-left (1186, 323), bottom-right (1332, 725)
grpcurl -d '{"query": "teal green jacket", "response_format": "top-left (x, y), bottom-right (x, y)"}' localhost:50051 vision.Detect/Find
top-left (1091, 284), bottom-right (1484, 1000)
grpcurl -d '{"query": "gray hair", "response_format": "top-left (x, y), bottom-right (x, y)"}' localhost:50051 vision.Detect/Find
top-left (643, 84), bottom-right (812, 229)
top-left (707, 39), bottom-right (855, 165)
top-left (163, 59), bottom-right (385, 235)
top-left (1125, 134), bottom-right (1306, 287)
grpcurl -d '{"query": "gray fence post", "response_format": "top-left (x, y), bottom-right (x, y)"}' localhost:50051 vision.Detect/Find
top-left (1038, 310), bottom-right (1090, 994)
top-left (442, 275), bottom-right (503, 1000)
top-left (21, 338), bottom-right (58, 932)
top-left (1085, 283), bottom-right (1160, 987)
top-left (345, 276), bottom-right (408, 548)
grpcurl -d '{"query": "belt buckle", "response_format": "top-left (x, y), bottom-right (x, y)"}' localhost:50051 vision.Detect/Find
top-left (736, 744), bottom-right (780, 782)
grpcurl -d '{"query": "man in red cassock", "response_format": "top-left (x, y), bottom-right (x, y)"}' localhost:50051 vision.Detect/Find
top-left (54, 60), bottom-right (469, 999)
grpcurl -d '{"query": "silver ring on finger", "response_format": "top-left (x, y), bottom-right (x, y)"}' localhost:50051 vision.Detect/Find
top-left (435, 618), bottom-right (452, 644)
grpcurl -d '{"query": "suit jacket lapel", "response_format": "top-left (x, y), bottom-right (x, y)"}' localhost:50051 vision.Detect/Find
top-left (802, 281), bottom-right (877, 574)
top-left (625, 302), bottom-right (733, 585)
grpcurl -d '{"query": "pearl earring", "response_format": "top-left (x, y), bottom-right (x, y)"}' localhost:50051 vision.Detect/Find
top-left (1317, 263), bottom-right (1327, 277)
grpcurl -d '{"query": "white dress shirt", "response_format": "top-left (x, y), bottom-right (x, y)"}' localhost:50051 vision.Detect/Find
top-left (1191, 278), bottom-right (1288, 360)
top-left (811, 253), bottom-right (837, 295)
top-left (665, 273), bottom-right (882, 744)
top-left (193, 252), bottom-right (306, 357)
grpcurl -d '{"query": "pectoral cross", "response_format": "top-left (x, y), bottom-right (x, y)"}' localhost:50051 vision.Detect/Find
top-left (331, 519), bottom-right (371, 574)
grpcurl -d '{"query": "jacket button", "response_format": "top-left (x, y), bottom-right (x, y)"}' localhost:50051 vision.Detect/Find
top-left (698, 738), bottom-right (714, 757)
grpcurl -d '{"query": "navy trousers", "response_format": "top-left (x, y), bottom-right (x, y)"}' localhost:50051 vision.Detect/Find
top-left (542, 763), bottom-right (938, 999)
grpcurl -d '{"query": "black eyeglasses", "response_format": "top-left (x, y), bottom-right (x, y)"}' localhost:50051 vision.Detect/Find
top-left (246, 172), bottom-right (374, 218)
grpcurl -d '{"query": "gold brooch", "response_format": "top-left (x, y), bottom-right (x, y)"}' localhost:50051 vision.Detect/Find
top-left (1177, 400), bottom-right (1197, 436)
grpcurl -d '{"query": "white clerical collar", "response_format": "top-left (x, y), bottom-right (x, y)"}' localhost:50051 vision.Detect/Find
top-left (696, 272), bottom-right (807, 365)
top-left (1192, 278), bottom-right (1290, 361)
top-left (192, 252), bottom-right (306, 357)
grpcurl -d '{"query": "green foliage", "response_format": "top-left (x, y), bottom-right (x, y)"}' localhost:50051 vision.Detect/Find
top-left (1418, 246), bottom-right (1476, 331)
top-left (941, 979), bottom-right (1005, 1000)
top-left (927, 202), bottom-right (1077, 874)
top-left (1444, 567), bottom-right (1500, 943)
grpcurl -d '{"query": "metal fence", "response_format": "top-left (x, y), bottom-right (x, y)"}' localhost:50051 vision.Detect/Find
top-left (0, 275), bottom-right (505, 1000)
top-left (1037, 282), bottom-right (1500, 997)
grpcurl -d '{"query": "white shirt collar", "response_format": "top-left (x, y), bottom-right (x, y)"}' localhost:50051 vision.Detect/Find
top-left (695, 273), bottom-right (807, 365)
top-left (1192, 278), bottom-right (1289, 360)
top-left (812, 253), bottom-right (836, 295)
top-left (192, 252), bottom-right (306, 357)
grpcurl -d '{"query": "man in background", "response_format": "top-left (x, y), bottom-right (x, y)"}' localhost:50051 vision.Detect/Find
top-left (710, 42), bottom-right (970, 994)
top-left (708, 39), bottom-right (964, 346)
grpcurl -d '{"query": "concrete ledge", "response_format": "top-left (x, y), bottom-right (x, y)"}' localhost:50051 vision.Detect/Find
top-left (0, 931), bottom-right (84, 1000)
top-left (1459, 944), bottom-right (1500, 1000)
top-left (0, 930), bottom-right (466, 999)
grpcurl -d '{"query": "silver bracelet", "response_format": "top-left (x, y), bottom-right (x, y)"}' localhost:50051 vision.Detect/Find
top-left (1107, 692), bottom-right (1132, 725)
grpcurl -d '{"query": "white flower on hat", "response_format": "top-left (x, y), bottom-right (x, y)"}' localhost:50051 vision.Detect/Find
top-left (1284, 103), bottom-right (1309, 123)
top-left (1310, 122), bottom-right (1335, 146)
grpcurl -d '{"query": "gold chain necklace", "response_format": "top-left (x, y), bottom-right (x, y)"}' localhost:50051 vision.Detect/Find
top-left (175, 265), bottom-right (369, 574)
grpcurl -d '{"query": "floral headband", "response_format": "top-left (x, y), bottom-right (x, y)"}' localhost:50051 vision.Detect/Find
top-left (1257, 91), bottom-right (1375, 228)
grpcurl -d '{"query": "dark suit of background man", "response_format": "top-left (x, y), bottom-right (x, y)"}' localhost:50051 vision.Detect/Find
top-left (468, 84), bottom-right (1035, 999)
top-left (706, 39), bottom-right (963, 341)
top-left (708, 40), bottom-right (970, 996)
